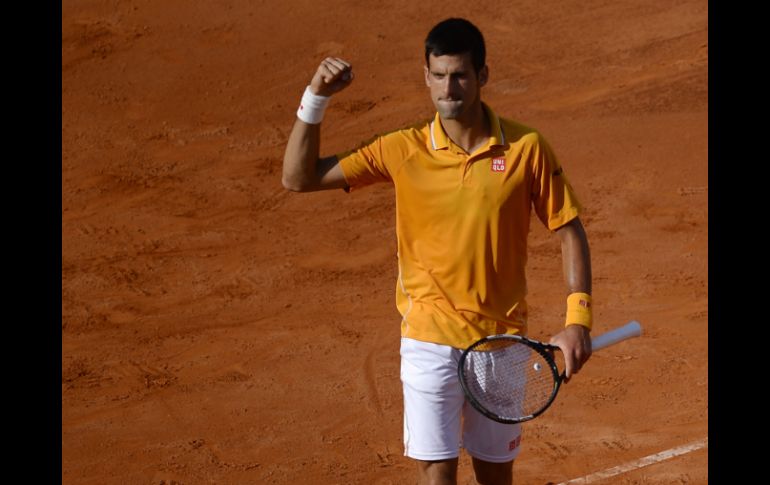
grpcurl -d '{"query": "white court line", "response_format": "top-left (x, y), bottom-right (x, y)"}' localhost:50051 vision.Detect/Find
top-left (556, 438), bottom-right (708, 485)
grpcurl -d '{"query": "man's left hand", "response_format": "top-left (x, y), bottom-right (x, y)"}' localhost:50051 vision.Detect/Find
top-left (549, 324), bottom-right (592, 383)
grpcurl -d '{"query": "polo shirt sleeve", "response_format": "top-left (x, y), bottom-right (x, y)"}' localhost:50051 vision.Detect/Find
top-left (530, 134), bottom-right (582, 231)
top-left (336, 134), bottom-right (393, 191)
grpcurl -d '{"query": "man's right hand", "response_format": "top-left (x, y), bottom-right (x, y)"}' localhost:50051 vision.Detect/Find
top-left (310, 57), bottom-right (354, 97)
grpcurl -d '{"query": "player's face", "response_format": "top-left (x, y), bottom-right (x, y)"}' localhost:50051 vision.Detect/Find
top-left (425, 52), bottom-right (488, 120)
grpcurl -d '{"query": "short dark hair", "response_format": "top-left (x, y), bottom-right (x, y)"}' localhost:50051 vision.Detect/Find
top-left (424, 18), bottom-right (486, 74)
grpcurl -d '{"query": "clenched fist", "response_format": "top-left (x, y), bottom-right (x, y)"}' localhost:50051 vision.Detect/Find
top-left (309, 57), bottom-right (354, 97)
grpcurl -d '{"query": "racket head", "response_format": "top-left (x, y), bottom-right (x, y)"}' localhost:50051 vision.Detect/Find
top-left (458, 335), bottom-right (562, 424)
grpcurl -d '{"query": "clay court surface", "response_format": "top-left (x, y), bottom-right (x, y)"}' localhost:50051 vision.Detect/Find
top-left (62, 1), bottom-right (708, 483)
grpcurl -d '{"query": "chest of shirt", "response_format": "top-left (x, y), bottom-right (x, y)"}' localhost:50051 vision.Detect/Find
top-left (392, 145), bottom-right (532, 218)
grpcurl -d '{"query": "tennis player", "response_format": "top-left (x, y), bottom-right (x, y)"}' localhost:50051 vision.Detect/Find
top-left (281, 17), bottom-right (593, 485)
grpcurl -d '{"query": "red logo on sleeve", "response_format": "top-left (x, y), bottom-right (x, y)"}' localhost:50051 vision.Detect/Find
top-left (492, 157), bottom-right (506, 172)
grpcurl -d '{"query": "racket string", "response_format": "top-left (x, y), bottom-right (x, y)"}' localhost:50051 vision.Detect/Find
top-left (463, 341), bottom-right (555, 420)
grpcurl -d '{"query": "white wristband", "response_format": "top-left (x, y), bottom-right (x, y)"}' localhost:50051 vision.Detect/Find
top-left (296, 86), bottom-right (330, 124)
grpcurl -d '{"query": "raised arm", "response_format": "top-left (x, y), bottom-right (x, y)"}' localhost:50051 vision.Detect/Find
top-left (549, 216), bottom-right (593, 381)
top-left (282, 57), bottom-right (353, 192)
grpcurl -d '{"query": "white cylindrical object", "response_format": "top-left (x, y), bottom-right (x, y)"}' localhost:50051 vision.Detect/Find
top-left (591, 320), bottom-right (642, 352)
top-left (296, 86), bottom-right (330, 124)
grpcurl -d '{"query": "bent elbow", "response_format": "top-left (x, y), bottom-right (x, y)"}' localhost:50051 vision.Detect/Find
top-left (282, 178), bottom-right (301, 192)
top-left (282, 176), bottom-right (309, 192)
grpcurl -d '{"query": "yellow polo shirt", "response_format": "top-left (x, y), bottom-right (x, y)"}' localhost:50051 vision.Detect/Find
top-left (337, 103), bottom-right (581, 349)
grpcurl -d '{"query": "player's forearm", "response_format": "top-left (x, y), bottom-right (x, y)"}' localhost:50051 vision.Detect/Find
top-left (558, 217), bottom-right (592, 294)
top-left (282, 118), bottom-right (322, 191)
top-left (282, 57), bottom-right (353, 192)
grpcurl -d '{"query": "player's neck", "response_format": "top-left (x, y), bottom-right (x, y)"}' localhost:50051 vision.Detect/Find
top-left (440, 102), bottom-right (490, 155)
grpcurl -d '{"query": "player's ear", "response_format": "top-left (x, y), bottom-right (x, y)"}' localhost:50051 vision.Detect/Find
top-left (478, 65), bottom-right (489, 87)
top-left (424, 65), bottom-right (431, 87)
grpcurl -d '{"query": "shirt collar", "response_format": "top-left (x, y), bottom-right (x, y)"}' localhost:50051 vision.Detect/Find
top-left (428, 102), bottom-right (506, 151)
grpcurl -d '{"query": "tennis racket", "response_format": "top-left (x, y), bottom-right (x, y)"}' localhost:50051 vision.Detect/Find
top-left (458, 320), bottom-right (642, 424)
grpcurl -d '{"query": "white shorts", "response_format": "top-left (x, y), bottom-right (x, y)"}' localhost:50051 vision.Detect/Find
top-left (400, 337), bottom-right (523, 463)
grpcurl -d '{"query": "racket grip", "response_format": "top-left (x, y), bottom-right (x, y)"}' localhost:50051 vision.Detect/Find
top-left (590, 320), bottom-right (642, 352)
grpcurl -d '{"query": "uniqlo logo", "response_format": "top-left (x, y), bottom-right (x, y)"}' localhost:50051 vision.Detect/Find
top-left (509, 435), bottom-right (521, 451)
top-left (492, 157), bottom-right (506, 172)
